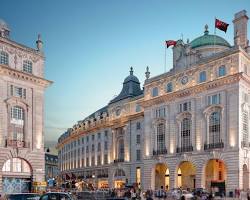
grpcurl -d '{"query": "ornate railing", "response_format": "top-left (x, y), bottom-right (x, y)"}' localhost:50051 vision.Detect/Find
top-left (176, 145), bottom-right (193, 153)
top-left (153, 148), bottom-right (168, 155)
top-left (5, 139), bottom-right (30, 148)
top-left (204, 141), bottom-right (224, 150)
top-left (114, 158), bottom-right (124, 163)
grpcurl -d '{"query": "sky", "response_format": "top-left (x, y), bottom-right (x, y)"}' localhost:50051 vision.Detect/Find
top-left (1, 0), bottom-right (250, 145)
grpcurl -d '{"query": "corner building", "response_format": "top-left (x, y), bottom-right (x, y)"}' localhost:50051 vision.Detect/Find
top-left (0, 20), bottom-right (52, 193)
top-left (57, 10), bottom-right (250, 194)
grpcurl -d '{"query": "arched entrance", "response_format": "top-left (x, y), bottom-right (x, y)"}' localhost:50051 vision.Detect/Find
top-left (243, 164), bottom-right (249, 190)
top-left (114, 168), bottom-right (126, 189)
top-left (155, 163), bottom-right (169, 190)
top-left (205, 159), bottom-right (227, 194)
top-left (2, 157), bottom-right (32, 194)
top-left (177, 161), bottom-right (196, 190)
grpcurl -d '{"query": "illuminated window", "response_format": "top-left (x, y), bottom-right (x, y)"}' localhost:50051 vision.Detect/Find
top-left (136, 167), bottom-right (141, 187)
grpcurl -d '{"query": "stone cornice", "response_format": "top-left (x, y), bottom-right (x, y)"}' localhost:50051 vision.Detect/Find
top-left (0, 64), bottom-right (53, 88)
top-left (140, 73), bottom-right (242, 108)
top-left (56, 112), bottom-right (143, 149)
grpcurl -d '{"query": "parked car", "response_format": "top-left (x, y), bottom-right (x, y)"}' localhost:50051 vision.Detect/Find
top-left (4, 193), bottom-right (40, 200)
top-left (39, 192), bottom-right (76, 200)
top-left (181, 190), bottom-right (194, 199)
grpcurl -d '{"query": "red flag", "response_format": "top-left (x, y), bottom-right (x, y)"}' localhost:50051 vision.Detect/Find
top-left (165, 40), bottom-right (177, 48)
top-left (215, 18), bottom-right (229, 33)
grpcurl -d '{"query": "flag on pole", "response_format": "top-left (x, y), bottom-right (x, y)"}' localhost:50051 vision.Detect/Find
top-left (165, 40), bottom-right (177, 48)
top-left (215, 18), bottom-right (229, 33)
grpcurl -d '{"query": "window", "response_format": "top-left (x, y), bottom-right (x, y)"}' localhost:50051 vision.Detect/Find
top-left (166, 82), bottom-right (173, 93)
top-left (104, 154), bottom-right (108, 164)
top-left (86, 146), bottom-right (89, 153)
top-left (86, 136), bottom-right (89, 142)
top-left (181, 118), bottom-right (191, 148)
top-left (136, 122), bottom-right (141, 130)
top-left (0, 51), bottom-right (8, 65)
top-left (11, 106), bottom-right (24, 120)
top-left (86, 157), bottom-right (89, 167)
top-left (10, 85), bottom-right (26, 99)
top-left (157, 123), bottom-right (165, 151)
top-left (179, 102), bottom-right (191, 112)
top-left (104, 141), bottom-right (108, 150)
top-left (23, 60), bottom-right (32, 74)
top-left (97, 155), bottom-right (101, 165)
top-left (104, 131), bottom-right (108, 138)
top-left (91, 156), bottom-right (95, 166)
top-left (152, 87), bottom-right (159, 97)
top-left (92, 135), bottom-right (95, 141)
top-left (199, 71), bottom-right (206, 83)
top-left (82, 137), bottom-right (84, 144)
top-left (218, 66), bottom-right (226, 77)
top-left (98, 132), bottom-right (101, 139)
top-left (98, 143), bottom-right (101, 152)
top-left (242, 111), bottom-right (248, 144)
top-left (209, 112), bottom-right (221, 144)
top-left (136, 135), bottom-right (140, 144)
top-left (91, 144), bottom-right (95, 152)
top-left (117, 138), bottom-right (124, 160)
top-left (135, 104), bottom-right (141, 112)
top-left (136, 149), bottom-right (141, 161)
top-left (156, 107), bottom-right (166, 118)
top-left (136, 167), bottom-right (141, 186)
top-left (10, 106), bottom-right (24, 142)
top-left (208, 94), bottom-right (221, 105)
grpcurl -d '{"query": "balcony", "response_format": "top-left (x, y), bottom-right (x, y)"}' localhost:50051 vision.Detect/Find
top-left (113, 158), bottom-right (124, 163)
top-left (176, 145), bottom-right (193, 153)
top-left (204, 142), bottom-right (224, 150)
top-left (5, 139), bottom-right (30, 148)
top-left (153, 148), bottom-right (168, 156)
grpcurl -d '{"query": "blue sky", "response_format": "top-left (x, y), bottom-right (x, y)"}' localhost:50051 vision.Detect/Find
top-left (1, 0), bottom-right (249, 144)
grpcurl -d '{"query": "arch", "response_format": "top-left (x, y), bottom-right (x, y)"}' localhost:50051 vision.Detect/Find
top-left (113, 168), bottom-right (126, 189)
top-left (176, 161), bottom-right (196, 190)
top-left (203, 159), bottom-right (227, 195)
top-left (154, 163), bottom-right (170, 190)
top-left (2, 157), bottom-right (32, 174)
top-left (243, 164), bottom-right (249, 190)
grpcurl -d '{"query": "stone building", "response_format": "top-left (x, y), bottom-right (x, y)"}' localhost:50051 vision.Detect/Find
top-left (57, 10), bottom-right (250, 194)
top-left (0, 20), bottom-right (52, 193)
top-left (45, 150), bottom-right (59, 183)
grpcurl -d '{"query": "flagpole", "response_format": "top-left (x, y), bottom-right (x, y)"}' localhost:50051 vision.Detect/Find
top-left (164, 44), bottom-right (167, 72)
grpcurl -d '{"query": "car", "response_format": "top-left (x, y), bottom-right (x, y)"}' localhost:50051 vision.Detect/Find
top-left (4, 193), bottom-right (41, 200)
top-left (181, 190), bottom-right (194, 199)
top-left (39, 192), bottom-right (76, 200)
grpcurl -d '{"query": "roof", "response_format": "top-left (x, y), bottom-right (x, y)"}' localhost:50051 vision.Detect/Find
top-left (109, 67), bottom-right (143, 104)
top-left (190, 25), bottom-right (231, 49)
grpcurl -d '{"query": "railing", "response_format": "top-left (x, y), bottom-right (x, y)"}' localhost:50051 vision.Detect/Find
top-left (204, 141), bottom-right (224, 150)
top-left (152, 148), bottom-right (168, 155)
top-left (241, 141), bottom-right (250, 148)
top-left (176, 145), bottom-right (193, 153)
top-left (5, 139), bottom-right (30, 148)
top-left (113, 158), bottom-right (124, 163)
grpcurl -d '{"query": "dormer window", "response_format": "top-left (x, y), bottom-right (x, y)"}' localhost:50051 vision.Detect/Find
top-left (218, 66), bottom-right (226, 77)
top-left (152, 87), bottom-right (159, 97)
top-left (0, 51), bottom-right (8, 65)
top-left (23, 60), bottom-right (32, 74)
top-left (199, 71), bottom-right (206, 83)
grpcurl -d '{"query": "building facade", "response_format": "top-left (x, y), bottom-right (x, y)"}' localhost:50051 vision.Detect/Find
top-left (57, 10), bottom-right (250, 194)
top-left (45, 151), bottom-right (59, 183)
top-left (0, 20), bottom-right (52, 193)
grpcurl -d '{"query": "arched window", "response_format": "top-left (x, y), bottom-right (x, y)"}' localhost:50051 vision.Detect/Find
top-left (10, 106), bottom-right (24, 142)
top-left (2, 158), bottom-right (31, 173)
top-left (157, 123), bottom-right (165, 151)
top-left (181, 118), bottom-right (191, 148)
top-left (209, 112), bottom-right (221, 144)
top-left (218, 66), bottom-right (226, 77)
top-left (23, 60), bottom-right (32, 74)
top-left (0, 51), bottom-right (9, 65)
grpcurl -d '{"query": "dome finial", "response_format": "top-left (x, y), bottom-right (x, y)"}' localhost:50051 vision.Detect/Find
top-left (204, 24), bottom-right (209, 35)
top-left (145, 66), bottom-right (150, 79)
top-left (130, 66), bottom-right (133, 75)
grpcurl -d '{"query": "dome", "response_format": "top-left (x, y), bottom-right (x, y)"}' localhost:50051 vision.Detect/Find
top-left (190, 25), bottom-right (230, 49)
top-left (110, 67), bottom-right (143, 104)
top-left (0, 19), bottom-right (10, 31)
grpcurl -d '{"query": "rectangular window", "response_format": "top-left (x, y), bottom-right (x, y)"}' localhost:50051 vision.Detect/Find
top-left (98, 132), bottom-right (101, 139)
top-left (208, 94), bottom-right (221, 105)
top-left (82, 137), bottom-right (84, 144)
top-left (86, 157), bottom-right (89, 167)
top-left (179, 102), bottom-right (191, 112)
top-left (98, 143), bottom-right (101, 152)
top-left (199, 71), bottom-right (206, 83)
top-left (218, 66), bottom-right (226, 77)
top-left (92, 144), bottom-right (95, 152)
top-left (10, 85), bottom-right (26, 99)
top-left (136, 135), bottom-right (140, 144)
top-left (104, 141), bottom-right (108, 150)
top-left (136, 122), bottom-right (141, 130)
top-left (86, 136), bottom-right (89, 142)
top-left (86, 146), bottom-right (89, 153)
top-left (156, 107), bottom-right (166, 118)
top-left (97, 155), bottom-right (101, 165)
top-left (23, 60), bottom-right (32, 74)
top-left (136, 149), bottom-right (141, 161)
top-left (91, 156), bottom-right (95, 166)
top-left (152, 87), bottom-right (159, 97)
top-left (92, 135), bottom-right (95, 141)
